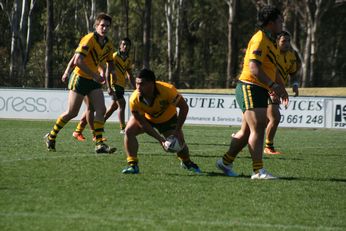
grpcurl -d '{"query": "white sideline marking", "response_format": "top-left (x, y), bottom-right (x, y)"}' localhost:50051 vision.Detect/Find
top-left (0, 211), bottom-right (343, 230)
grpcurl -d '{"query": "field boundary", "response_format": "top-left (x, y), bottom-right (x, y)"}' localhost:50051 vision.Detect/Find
top-left (0, 88), bottom-right (346, 129)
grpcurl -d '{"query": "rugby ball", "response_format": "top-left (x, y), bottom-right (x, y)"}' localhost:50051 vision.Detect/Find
top-left (164, 135), bottom-right (182, 152)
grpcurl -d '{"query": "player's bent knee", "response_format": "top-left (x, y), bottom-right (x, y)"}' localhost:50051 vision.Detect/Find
top-left (124, 125), bottom-right (141, 137)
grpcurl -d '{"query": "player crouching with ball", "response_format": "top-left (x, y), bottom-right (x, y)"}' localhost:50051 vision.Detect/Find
top-left (122, 68), bottom-right (201, 174)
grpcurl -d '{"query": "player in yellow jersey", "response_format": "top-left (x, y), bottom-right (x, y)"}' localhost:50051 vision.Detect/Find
top-left (71, 38), bottom-right (134, 141)
top-left (44, 13), bottom-right (116, 154)
top-left (264, 31), bottom-right (301, 155)
top-left (105, 37), bottom-right (135, 133)
top-left (216, 5), bottom-right (288, 179)
top-left (61, 53), bottom-right (107, 142)
top-left (121, 68), bottom-right (201, 174)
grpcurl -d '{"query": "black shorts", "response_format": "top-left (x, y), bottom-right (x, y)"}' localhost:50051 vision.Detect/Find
top-left (68, 73), bottom-right (102, 96)
top-left (111, 85), bottom-right (125, 100)
top-left (148, 115), bottom-right (178, 134)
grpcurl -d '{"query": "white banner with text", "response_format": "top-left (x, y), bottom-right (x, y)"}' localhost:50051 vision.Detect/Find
top-left (0, 89), bottom-right (345, 129)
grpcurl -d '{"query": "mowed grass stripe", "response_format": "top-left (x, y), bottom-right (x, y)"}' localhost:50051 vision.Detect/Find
top-left (0, 211), bottom-right (342, 230)
top-left (0, 143), bottom-right (344, 163)
top-left (0, 119), bottom-right (345, 231)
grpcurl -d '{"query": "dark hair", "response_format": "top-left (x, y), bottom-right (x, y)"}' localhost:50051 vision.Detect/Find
top-left (120, 37), bottom-right (132, 46)
top-left (257, 5), bottom-right (281, 27)
top-left (137, 68), bottom-right (156, 82)
top-left (94, 12), bottom-right (112, 27)
top-left (277, 30), bottom-right (290, 39)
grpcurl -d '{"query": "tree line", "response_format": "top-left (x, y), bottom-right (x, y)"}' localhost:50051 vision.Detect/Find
top-left (0, 0), bottom-right (345, 89)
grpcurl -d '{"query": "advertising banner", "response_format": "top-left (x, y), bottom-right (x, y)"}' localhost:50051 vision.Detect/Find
top-left (1, 88), bottom-right (345, 129)
top-left (184, 94), bottom-right (328, 128)
top-left (278, 97), bottom-right (325, 128)
top-left (183, 93), bottom-right (242, 125)
top-left (0, 89), bottom-right (129, 122)
top-left (331, 99), bottom-right (346, 128)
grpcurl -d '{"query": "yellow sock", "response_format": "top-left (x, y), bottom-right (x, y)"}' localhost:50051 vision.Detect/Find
top-left (93, 120), bottom-right (104, 144)
top-left (222, 152), bottom-right (236, 165)
top-left (127, 156), bottom-right (138, 166)
top-left (265, 139), bottom-right (273, 148)
top-left (253, 161), bottom-right (263, 173)
top-left (49, 117), bottom-right (67, 140)
top-left (75, 122), bottom-right (85, 133)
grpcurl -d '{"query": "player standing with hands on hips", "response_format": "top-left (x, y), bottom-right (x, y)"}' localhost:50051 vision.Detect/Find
top-left (44, 13), bottom-right (117, 154)
top-left (216, 5), bottom-right (288, 179)
top-left (121, 68), bottom-right (201, 174)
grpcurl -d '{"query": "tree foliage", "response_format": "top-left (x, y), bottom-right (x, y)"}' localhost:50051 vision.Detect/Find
top-left (0, 0), bottom-right (345, 88)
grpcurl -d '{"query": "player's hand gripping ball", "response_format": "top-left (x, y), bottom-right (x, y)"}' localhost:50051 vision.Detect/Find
top-left (164, 135), bottom-right (182, 153)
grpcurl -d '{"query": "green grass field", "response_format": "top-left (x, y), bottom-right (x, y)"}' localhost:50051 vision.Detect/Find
top-left (1, 119), bottom-right (345, 231)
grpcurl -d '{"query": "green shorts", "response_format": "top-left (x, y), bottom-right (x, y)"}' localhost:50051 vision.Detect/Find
top-left (111, 84), bottom-right (125, 100)
top-left (148, 115), bottom-right (177, 134)
top-left (68, 73), bottom-right (102, 96)
top-left (236, 81), bottom-right (269, 112)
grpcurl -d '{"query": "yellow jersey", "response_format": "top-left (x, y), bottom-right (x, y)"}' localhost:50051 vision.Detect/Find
top-left (276, 50), bottom-right (298, 84)
top-left (239, 30), bottom-right (280, 90)
top-left (110, 51), bottom-right (132, 88)
top-left (130, 81), bottom-right (182, 123)
top-left (74, 32), bottom-right (114, 80)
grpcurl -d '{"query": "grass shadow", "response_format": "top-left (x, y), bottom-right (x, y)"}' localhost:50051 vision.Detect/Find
top-left (168, 171), bottom-right (346, 184)
top-left (141, 140), bottom-right (230, 147)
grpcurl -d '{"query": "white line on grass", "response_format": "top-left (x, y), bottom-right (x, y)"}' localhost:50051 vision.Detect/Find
top-left (0, 211), bottom-right (343, 230)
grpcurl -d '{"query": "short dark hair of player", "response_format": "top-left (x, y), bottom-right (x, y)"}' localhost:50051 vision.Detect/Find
top-left (120, 37), bottom-right (132, 47)
top-left (257, 5), bottom-right (281, 27)
top-left (277, 31), bottom-right (290, 39)
top-left (94, 13), bottom-right (112, 27)
top-left (137, 68), bottom-right (156, 83)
